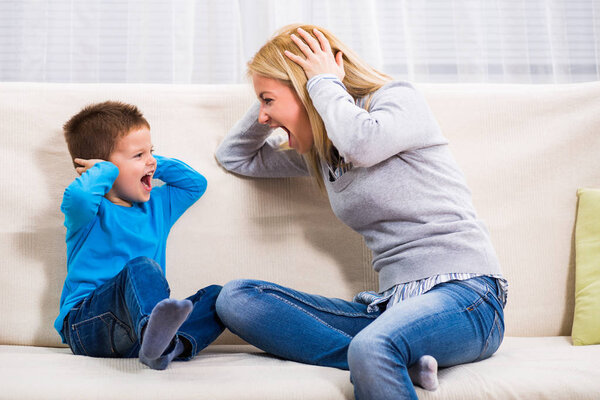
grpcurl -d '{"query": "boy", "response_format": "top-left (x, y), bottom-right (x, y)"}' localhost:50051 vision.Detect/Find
top-left (55, 101), bottom-right (223, 370)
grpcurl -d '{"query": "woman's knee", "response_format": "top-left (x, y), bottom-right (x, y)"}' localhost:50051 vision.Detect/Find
top-left (348, 329), bottom-right (409, 373)
top-left (215, 279), bottom-right (261, 324)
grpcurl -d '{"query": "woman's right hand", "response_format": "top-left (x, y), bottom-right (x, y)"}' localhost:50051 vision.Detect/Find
top-left (74, 158), bottom-right (106, 176)
top-left (285, 27), bottom-right (345, 81)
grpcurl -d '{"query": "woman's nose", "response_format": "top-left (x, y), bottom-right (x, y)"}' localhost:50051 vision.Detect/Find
top-left (258, 106), bottom-right (270, 124)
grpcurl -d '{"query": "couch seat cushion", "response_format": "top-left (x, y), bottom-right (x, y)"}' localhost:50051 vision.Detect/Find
top-left (1, 337), bottom-right (599, 399)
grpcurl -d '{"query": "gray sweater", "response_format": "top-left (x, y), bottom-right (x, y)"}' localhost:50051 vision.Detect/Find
top-left (215, 76), bottom-right (501, 292)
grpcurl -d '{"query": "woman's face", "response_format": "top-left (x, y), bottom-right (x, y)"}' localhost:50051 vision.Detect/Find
top-left (252, 73), bottom-right (314, 154)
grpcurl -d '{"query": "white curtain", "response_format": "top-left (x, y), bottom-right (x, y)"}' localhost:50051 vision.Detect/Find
top-left (1, 0), bottom-right (598, 84)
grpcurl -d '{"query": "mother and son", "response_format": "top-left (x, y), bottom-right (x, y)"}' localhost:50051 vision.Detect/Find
top-left (55, 24), bottom-right (506, 400)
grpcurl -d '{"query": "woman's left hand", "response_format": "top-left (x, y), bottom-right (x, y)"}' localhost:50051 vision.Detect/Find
top-left (285, 27), bottom-right (345, 81)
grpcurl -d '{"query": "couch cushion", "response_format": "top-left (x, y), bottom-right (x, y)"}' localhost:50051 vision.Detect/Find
top-left (1, 337), bottom-right (599, 399)
top-left (572, 188), bottom-right (600, 345)
top-left (1, 82), bottom-right (600, 348)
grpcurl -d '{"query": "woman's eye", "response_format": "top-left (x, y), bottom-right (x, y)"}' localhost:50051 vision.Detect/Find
top-left (264, 98), bottom-right (273, 105)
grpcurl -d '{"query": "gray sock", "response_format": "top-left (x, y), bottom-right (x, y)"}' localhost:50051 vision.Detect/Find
top-left (408, 355), bottom-right (439, 391)
top-left (139, 339), bottom-right (185, 370)
top-left (139, 298), bottom-right (192, 363)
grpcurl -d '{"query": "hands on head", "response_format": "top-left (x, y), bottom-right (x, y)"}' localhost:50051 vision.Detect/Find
top-left (74, 158), bottom-right (105, 176)
top-left (284, 27), bottom-right (345, 81)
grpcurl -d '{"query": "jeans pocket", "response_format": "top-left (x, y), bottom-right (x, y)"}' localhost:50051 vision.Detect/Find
top-left (72, 312), bottom-right (135, 357)
top-left (477, 310), bottom-right (505, 361)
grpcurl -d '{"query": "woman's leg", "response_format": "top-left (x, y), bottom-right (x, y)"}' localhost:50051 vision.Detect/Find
top-left (347, 276), bottom-right (505, 400)
top-left (215, 279), bottom-right (380, 369)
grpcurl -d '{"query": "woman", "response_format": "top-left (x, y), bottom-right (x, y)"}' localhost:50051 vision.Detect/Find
top-left (215, 24), bottom-right (507, 399)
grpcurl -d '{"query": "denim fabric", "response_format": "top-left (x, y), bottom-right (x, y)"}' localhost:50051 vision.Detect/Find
top-left (62, 256), bottom-right (224, 360)
top-left (216, 275), bottom-right (504, 400)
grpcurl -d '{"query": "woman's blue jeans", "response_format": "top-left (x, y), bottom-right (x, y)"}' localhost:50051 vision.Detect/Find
top-left (62, 256), bottom-right (224, 360)
top-left (216, 276), bottom-right (504, 400)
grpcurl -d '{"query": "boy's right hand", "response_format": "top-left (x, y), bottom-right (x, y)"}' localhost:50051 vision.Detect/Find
top-left (74, 158), bottom-right (106, 176)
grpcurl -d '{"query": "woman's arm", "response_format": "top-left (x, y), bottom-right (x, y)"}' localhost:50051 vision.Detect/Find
top-left (308, 77), bottom-right (447, 168)
top-left (215, 102), bottom-right (310, 178)
top-left (286, 27), bottom-right (446, 168)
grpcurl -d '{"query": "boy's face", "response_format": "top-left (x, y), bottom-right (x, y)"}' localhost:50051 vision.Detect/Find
top-left (105, 127), bottom-right (156, 207)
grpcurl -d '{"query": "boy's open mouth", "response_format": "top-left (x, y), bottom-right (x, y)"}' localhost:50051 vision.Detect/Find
top-left (141, 171), bottom-right (154, 191)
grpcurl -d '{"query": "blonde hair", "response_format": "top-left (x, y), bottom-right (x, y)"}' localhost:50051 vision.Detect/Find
top-left (248, 23), bottom-right (392, 190)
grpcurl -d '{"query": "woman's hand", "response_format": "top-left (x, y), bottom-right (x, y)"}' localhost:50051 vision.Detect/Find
top-left (74, 158), bottom-right (105, 176)
top-left (284, 27), bottom-right (345, 81)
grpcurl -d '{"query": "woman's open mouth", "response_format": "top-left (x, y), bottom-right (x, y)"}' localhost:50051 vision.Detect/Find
top-left (281, 126), bottom-right (294, 148)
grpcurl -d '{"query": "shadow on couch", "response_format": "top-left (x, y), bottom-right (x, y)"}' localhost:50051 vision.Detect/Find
top-left (15, 131), bottom-right (73, 348)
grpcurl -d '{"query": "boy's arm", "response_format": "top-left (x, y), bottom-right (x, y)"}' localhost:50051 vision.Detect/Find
top-left (61, 161), bottom-right (119, 234)
top-left (152, 155), bottom-right (207, 227)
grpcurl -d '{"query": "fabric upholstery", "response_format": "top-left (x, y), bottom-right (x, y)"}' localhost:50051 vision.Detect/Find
top-left (1, 337), bottom-right (599, 399)
top-left (2, 82), bottom-right (600, 347)
top-left (1, 81), bottom-right (599, 398)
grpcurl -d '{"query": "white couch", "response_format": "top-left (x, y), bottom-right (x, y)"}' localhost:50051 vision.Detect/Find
top-left (1, 81), bottom-right (599, 399)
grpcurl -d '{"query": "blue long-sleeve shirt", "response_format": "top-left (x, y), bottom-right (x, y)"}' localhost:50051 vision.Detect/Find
top-left (55, 155), bottom-right (206, 341)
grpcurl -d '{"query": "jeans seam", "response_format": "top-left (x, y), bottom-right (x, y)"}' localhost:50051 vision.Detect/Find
top-left (73, 325), bottom-right (89, 356)
top-left (256, 284), bottom-right (376, 319)
top-left (266, 292), bottom-right (353, 339)
top-left (124, 266), bottom-right (147, 338)
top-left (478, 309), bottom-right (504, 361)
top-left (480, 311), bottom-right (496, 358)
top-left (451, 279), bottom-right (489, 312)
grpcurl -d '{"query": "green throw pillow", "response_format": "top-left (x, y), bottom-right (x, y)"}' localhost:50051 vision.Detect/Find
top-left (572, 188), bottom-right (600, 345)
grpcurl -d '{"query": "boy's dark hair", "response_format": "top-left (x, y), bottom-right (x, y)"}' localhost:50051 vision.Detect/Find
top-left (63, 101), bottom-right (150, 166)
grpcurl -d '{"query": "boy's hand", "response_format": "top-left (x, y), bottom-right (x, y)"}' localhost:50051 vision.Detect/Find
top-left (74, 158), bottom-right (106, 176)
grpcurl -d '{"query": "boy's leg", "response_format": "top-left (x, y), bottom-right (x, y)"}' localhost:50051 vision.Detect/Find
top-left (63, 256), bottom-right (171, 358)
top-left (138, 298), bottom-right (193, 369)
top-left (175, 285), bottom-right (226, 360)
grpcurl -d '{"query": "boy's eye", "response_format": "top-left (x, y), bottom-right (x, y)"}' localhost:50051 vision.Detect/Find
top-left (135, 153), bottom-right (142, 158)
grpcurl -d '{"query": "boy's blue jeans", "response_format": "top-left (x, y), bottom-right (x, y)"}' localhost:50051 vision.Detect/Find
top-left (216, 275), bottom-right (504, 400)
top-left (62, 256), bottom-right (224, 360)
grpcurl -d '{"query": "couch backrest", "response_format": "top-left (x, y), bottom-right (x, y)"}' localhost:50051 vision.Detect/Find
top-left (1, 82), bottom-right (598, 347)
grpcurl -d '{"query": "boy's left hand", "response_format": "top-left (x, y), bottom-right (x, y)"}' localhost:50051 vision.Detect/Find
top-left (285, 27), bottom-right (345, 81)
top-left (74, 158), bottom-right (106, 176)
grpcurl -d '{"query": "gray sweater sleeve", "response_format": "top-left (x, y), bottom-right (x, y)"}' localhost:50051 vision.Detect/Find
top-left (215, 102), bottom-right (310, 178)
top-left (307, 77), bottom-right (447, 167)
